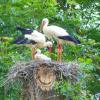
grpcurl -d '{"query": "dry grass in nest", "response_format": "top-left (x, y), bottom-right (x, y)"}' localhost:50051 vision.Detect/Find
top-left (2, 61), bottom-right (79, 100)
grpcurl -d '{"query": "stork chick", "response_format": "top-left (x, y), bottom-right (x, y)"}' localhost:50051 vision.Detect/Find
top-left (34, 49), bottom-right (51, 61)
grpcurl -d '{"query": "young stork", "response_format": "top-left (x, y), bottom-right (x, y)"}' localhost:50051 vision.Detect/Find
top-left (34, 49), bottom-right (51, 61)
top-left (40, 18), bottom-right (80, 61)
top-left (14, 30), bottom-right (53, 59)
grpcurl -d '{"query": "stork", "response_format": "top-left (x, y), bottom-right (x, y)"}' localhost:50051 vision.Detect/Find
top-left (14, 29), bottom-right (53, 59)
top-left (34, 49), bottom-right (51, 61)
top-left (40, 18), bottom-right (80, 61)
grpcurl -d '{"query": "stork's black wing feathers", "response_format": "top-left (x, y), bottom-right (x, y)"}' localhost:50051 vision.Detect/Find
top-left (58, 36), bottom-right (80, 44)
top-left (16, 27), bottom-right (33, 34)
top-left (13, 36), bottom-right (37, 44)
top-left (13, 36), bottom-right (25, 44)
top-left (13, 36), bottom-right (29, 44)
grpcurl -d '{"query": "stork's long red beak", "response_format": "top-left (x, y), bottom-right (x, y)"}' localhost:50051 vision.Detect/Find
top-left (49, 46), bottom-right (53, 53)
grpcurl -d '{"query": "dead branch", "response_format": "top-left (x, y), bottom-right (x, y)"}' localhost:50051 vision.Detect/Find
top-left (3, 61), bottom-right (79, 100)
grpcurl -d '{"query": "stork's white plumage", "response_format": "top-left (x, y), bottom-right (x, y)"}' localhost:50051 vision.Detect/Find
top-left (34, 49), bottom-right (51, 61)
top-left (24, 30), bottom-right (53, 49)
top-left (40, 18), bottom-right (80, 61)
top-left (14, 29), bottom-right (53, 60)
top-left (40, 18), bottom-right (80, 44)
top-left (24, 30), bottom-right (53, 59)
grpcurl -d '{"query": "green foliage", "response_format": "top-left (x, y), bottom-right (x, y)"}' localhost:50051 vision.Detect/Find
top-left (0, 0), bottom-right (100, 99)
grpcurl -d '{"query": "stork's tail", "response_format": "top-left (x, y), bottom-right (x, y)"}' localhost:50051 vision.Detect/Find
top-left (58, 36), bottom-right (80, 44)
top-left (16, 27), bottom-right (33, 34)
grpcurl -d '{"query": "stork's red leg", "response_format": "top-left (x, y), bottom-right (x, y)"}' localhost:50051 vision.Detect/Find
top-left (57, 39), bottom-right (62, 62)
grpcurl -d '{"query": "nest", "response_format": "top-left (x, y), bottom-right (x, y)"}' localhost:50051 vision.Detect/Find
top-left (3, 61), bottom-right (79, 100)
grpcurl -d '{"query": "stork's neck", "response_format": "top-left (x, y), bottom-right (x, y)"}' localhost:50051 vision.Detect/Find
top-left (43, 22), bottom-right (48, 30)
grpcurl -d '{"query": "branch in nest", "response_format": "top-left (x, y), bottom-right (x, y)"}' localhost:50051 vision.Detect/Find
top-left (2, 61), bottom-right (79, 100)
top-left (3, 61), bottom-right (79, 90)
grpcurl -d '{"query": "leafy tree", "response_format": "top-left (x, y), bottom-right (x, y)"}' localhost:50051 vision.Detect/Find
top-left (0, 0), bottom-right (100, 99)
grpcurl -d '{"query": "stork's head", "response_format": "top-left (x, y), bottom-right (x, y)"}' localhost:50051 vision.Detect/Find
top-left (42, 18), bottom-right (49, 25)
top-left (46, 41), bottom-right (53, 47)
top-left (40, 18), bottom-right (49, 31)
top-left (46, 41), bottom-right (53, 53)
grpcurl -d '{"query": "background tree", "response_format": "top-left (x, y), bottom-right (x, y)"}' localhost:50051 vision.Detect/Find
top-left (0, 0), bottom-right (100, 100)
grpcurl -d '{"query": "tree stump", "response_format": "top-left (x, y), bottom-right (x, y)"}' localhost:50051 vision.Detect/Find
top-left (3, 61), bottom-right (79, 100)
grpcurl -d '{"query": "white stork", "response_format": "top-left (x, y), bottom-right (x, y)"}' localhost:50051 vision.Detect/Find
top-left (24, 30), bottom-right (52, 49)
top-left (40, 18), bottom-right (80, 61)
top-left (14, 30), bottom-right (53, 59)
top-left (34, 49), bottom-right (51, 61)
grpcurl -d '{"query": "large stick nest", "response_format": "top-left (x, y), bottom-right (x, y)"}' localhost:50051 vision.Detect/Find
top-left (4, 61), bottom-right (79, 91)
